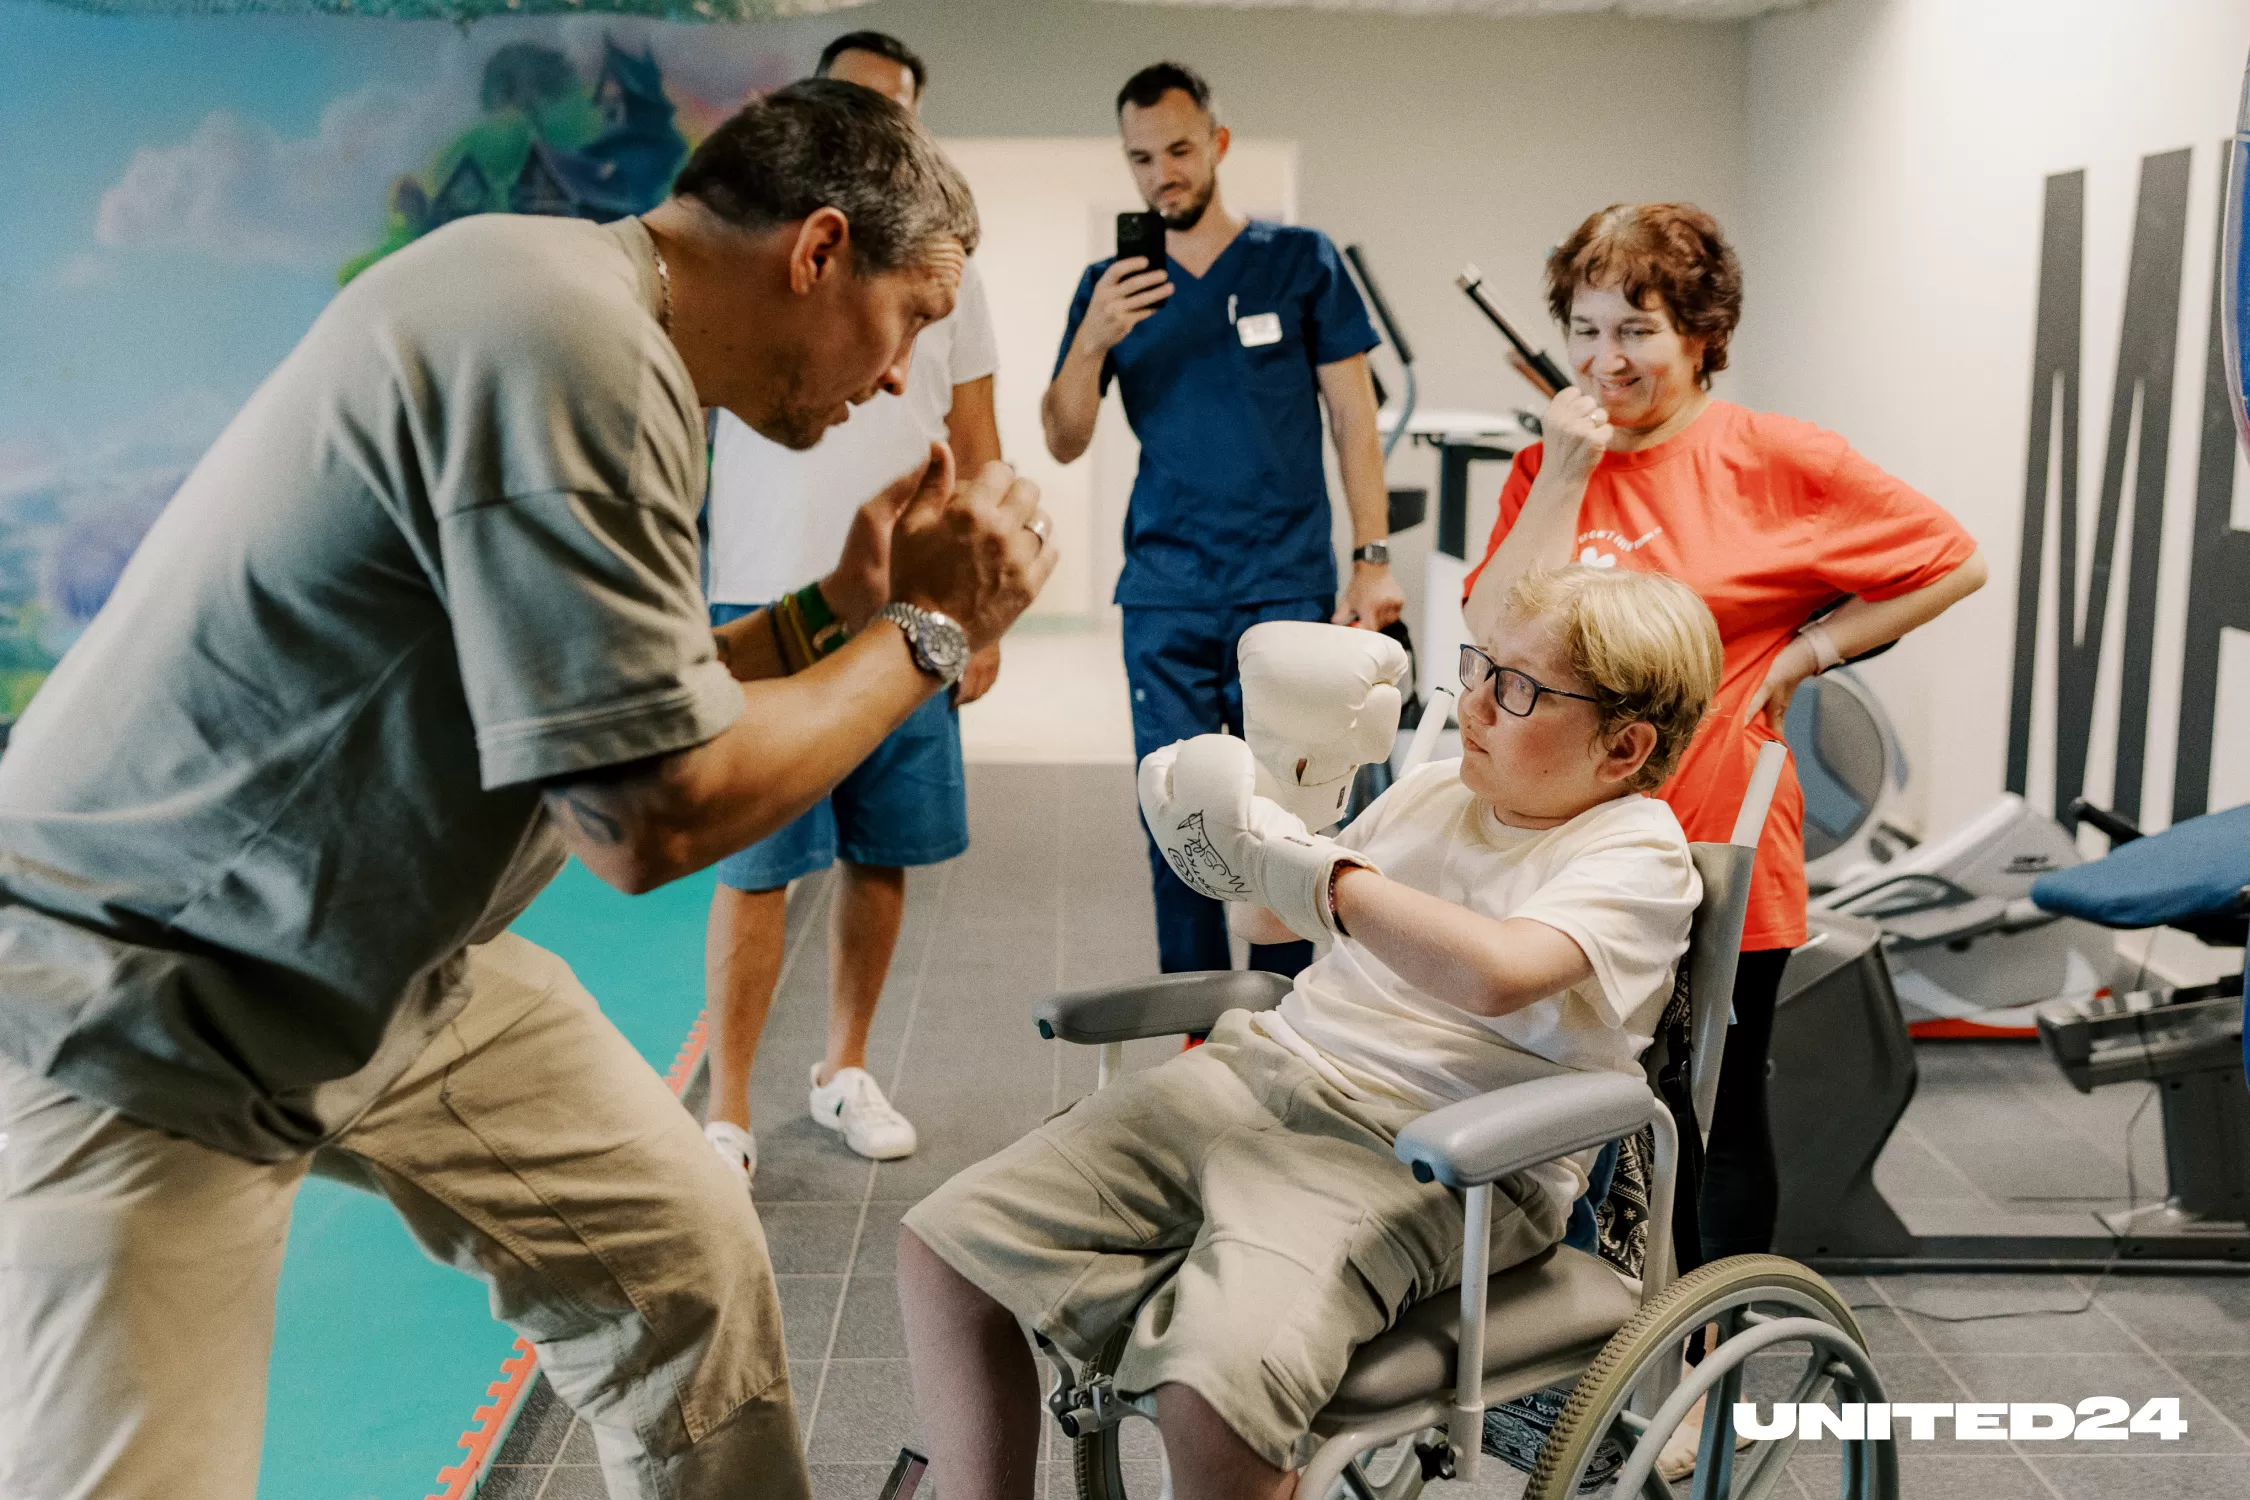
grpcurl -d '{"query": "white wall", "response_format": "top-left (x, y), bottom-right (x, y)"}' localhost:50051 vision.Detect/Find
top-left (941, 136), bottom-right (1296, 620)
top-left (1737, 0), bottom-right (2250, 841)
top-left (755, 0), bottom-right (1749, 627)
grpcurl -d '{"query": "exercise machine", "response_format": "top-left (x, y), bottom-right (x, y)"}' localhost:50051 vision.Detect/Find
top-left (1765, 85), bottom-right (2250, 1268)
top-left (1770, 795), bottom-right (2250, 1269)
top-left (1783, 671), bottom-right (2128, 1038)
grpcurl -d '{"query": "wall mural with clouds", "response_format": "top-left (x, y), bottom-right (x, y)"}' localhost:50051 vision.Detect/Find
top-left (0, 7), bottom-right (808, 722)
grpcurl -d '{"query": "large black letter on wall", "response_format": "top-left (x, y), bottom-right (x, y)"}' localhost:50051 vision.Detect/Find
top-left (2172, 153), bottom-right (2250, 823)
top-left (2007, 170), bottom-right (2082, 803)
top-left (2006, 149), bottom-right (2193, 822)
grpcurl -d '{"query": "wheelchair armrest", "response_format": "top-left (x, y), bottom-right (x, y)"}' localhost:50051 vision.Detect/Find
top-left (1033, 970), bottom-right (1293, 1046)
top-left (1394, 1072), bottom-right (1659, 1189)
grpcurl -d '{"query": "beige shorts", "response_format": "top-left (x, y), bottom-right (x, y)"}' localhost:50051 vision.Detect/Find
top-left (0, 933), bottom-right (807, 1500)
top-left (903, 1009), bottom-right (1564, 1469)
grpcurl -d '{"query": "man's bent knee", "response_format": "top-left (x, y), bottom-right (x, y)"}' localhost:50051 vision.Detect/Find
top-left (526, 1122), bottom-right (791, 1458)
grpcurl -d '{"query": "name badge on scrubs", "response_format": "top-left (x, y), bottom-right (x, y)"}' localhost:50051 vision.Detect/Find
top-left (1236, 311), bottom-right (1283, 348)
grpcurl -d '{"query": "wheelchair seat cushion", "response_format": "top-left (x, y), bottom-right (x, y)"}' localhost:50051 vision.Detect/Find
top-left (1317, 1244), bottom-right (1637, 1423)
top-left (2031, 804), bottom-right (2250, 931)
top-left (901, 1011), bottom-right (1565, 1470)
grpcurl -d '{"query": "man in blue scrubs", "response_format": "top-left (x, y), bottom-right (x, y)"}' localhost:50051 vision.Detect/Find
top-left (1042, 60), bottom-right (1402, 975)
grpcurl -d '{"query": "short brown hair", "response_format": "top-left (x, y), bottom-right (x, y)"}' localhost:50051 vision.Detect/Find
top-left (1117, 61), bottom-right (1216, 119)
top-left (817, 31), bottom-right (928, 100)
top-left (674, 79), bottom-right (978, 272)
top-left (1500, 565), bottom-right (1723, 792)
top-left (1546, 203), bottom-right (1742, 386)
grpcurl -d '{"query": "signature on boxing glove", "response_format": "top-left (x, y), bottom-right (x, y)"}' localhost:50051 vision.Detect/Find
top-left (1163, 811), bottom-right (1252, 902)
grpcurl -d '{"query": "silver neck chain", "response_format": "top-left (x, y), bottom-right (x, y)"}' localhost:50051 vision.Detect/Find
top-left (644, 222), bottom-right (673, 334)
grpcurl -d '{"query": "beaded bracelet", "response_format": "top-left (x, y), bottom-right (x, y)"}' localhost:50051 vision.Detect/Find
top-left (767, 606), bottom-right (801, 675)
top-left (770, 582), bottom-right (852, 674)
top-left (1328, 861), bottom-right (1359, 939)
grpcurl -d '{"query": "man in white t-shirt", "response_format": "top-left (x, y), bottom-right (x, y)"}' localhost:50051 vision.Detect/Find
top-left (899, 565), bottom-right (1724, 1498)
top-left (702, 31), bottom-right (1003, 1183)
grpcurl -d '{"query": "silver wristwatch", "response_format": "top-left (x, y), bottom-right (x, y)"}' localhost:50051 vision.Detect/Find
top-left (1351, 540), bottom-right (1391, 566)
top-left (876, 602), bottom-right (971, 687)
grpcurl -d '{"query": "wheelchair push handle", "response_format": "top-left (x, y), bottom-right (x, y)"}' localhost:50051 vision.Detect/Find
top-left (1397, 684), bottom-right (1457, 778)
top-left (1730, 740), bottom-right (1790, 849)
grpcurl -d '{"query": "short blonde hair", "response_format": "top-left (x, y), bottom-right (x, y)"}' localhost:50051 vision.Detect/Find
top-left (1498, 565), bottom-right (1723, 792)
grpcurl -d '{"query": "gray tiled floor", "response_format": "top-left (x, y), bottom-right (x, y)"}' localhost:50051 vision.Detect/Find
top-left (474, 764), bottom-right (2250, 1500)
top-left (1879, 1036), bottom-right (2181, 1243)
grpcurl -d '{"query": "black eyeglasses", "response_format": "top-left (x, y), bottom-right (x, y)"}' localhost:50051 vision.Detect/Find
top-left (1459, 644), bottom-right (1601, 718)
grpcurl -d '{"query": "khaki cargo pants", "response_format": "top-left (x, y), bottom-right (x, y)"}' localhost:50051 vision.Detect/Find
top-left (0, 932), bottom-right (809, 1500)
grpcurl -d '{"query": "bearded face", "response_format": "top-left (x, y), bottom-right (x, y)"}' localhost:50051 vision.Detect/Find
top-left (1120, 89), bottom-right (1226, 237)
top-left (1156, 172), bottom-right (1216, 232)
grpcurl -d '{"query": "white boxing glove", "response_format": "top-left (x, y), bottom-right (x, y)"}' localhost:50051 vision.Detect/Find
top-left (1138, 734), bottom-right (1376, 943)
top-left (1238, 622), bottom-right (1411, 830)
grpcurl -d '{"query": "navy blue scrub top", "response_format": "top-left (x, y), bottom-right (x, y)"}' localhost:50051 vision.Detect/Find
top-left (1054, 222), bottom-right (1378, 609)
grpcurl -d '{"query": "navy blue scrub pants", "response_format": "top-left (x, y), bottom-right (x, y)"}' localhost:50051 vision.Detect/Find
top-left (1123, 599), bottom-right (1331, 975)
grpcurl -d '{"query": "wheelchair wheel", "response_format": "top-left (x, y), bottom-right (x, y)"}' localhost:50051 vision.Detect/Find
top-left (1070, 1327), bottom-right (1428, 1500)
top-left (1072, 1326), bottom-right (1166, 1500)
top-left (1526, 1255), bottom-right (1897, 1500)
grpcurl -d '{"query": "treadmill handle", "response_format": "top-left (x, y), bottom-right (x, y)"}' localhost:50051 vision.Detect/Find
top-left (1344, 244), bottom-right (1414, 365)
top-left (1346, 244), bottom-right (1418, 464)
top-left (1457, 266), bottom-right (1571, 396)
top-left (2065, 797), bottom-right (2144, 846)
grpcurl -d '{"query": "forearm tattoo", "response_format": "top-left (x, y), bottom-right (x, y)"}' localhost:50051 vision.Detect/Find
top-left (555, 788), bottom-right (626, 846)
top-left (541, 756), bottom-right (668, 849)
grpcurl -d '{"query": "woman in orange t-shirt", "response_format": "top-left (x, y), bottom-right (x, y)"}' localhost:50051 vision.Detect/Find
top-left (1464, 204), bottom-right (1986, 1267)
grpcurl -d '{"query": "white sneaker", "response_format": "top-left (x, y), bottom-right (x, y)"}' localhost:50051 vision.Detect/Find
top-left (1655, 1391), bottom-right (1753, 1482)
top-left (808, 1065), bottom-right (918, 1160)
top-left (704, 1119), bottom-right (757, 1189)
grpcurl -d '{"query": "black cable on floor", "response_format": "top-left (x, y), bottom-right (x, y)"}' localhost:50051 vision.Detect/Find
top-left (1844, 1084), bottom-right (2156, 1324)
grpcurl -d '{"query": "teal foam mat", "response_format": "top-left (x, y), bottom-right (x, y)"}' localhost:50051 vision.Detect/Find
top-left (258, 861), bottom-right (716, 1499)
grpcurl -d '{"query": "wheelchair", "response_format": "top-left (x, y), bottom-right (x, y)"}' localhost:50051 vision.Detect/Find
top-left (1029, 744), bottom-right (1898, 1499)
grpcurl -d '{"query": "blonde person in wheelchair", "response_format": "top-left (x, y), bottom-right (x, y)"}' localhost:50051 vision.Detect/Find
top-left (898, 563), bottom-right (1723, 1500)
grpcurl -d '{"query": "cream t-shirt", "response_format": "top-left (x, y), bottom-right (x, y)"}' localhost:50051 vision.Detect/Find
top-left (1257, 759), bottom-right (1700, 1209)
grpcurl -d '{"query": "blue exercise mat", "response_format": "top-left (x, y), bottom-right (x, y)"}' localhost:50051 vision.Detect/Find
top-left (258, 861), bottom-right (715, 1498)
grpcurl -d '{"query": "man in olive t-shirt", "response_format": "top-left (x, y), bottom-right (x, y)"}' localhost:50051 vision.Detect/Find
top-left (0, 82), bottom-right (1055, 1500)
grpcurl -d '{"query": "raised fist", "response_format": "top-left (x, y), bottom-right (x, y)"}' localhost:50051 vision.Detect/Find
top-left (1138, 734), bottom-right (1374, 943)
top-left (1541, 386), bottom-right (1615, 483)
top-left (1238, 621), bottom-right (1411, 830)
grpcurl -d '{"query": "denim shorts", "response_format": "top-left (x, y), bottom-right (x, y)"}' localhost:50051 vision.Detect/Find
top-left (708, 603), bottom-right (970, 890)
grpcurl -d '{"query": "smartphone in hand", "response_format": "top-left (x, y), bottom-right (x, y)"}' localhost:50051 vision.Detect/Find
top-left (1115, 210), bottom-right (1167, 275)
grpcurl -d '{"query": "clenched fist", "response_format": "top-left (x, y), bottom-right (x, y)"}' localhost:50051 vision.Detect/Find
top-left (887, 445), bottom-right (1058, 652)
top-left (1541, 386), bottom-right (1616, 484)
top-left (1138, 734), bottom-right (1374, 943)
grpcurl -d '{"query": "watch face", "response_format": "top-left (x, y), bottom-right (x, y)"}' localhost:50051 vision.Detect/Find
top-left (888, 604), bottom-right (970, 683)
top-left (923, 620), bottom-right (970, 681)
